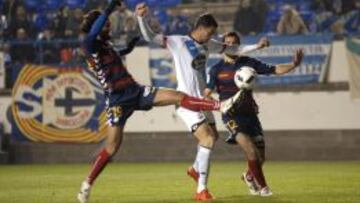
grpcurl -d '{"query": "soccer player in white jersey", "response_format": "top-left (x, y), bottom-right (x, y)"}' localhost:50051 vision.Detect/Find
top-left (135, 3), bottom-right (269, 201)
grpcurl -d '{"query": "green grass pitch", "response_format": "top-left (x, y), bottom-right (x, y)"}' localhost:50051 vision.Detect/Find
top-left (0, 162), bottom-right (359, 203)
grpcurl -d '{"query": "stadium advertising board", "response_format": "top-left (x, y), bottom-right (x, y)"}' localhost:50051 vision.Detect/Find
top-left (11, 65), bottom-right (107, 143)
top-left (150, 35), bottom-right (333, 88)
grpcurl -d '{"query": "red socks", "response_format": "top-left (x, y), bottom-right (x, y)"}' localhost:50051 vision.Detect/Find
top-left (87, 149), bottom-right (111, 185)
top-left (248, 159), bottom-right (267, 188)
top-left (180, 95), bottom-right (220, 111)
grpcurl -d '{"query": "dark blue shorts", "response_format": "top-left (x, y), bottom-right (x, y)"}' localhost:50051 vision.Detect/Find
top-left (105, 86), bottom-right (158, 126)
top-left (222, 113), bottom-right (264, 148)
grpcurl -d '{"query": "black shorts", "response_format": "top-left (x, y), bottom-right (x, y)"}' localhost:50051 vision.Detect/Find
top-left (222, 113), bottom-right (264, 148)
top-left (105, 86), bottom-right (158, 126)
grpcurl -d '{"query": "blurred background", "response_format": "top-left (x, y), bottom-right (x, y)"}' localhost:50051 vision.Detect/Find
top-left (0, 0), bottom-right (359, 164)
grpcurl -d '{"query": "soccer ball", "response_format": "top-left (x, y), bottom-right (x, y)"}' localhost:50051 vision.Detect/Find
top-left (234, 67), bottom-right (257, 90)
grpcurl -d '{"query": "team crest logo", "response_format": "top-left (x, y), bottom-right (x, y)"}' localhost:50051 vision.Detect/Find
top-left (11, 65), bottom-right (107, 143)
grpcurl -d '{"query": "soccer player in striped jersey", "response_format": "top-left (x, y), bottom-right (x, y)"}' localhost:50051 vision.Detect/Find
top-left (77, 1), bottom-right (246, 203)
top-left (135, 3), bottom-right (270, 201)
top-left (205, 32), bottom-right (304, 196)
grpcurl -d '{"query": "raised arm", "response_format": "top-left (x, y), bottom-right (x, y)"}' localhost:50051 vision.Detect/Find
top-left (84, 0), bottom-right (120, 53)
top-left (207, 37), bottom-right (270, 55)
top-left (274, 49), bottom-right (304, 75)
top-left (135, 3), bottom-right (166, 47)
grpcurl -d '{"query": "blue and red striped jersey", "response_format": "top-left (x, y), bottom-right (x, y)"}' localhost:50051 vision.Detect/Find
top-left (83, 5), bottom-right (140, 101)
top-left (207, 56), bottom-right (276, 113)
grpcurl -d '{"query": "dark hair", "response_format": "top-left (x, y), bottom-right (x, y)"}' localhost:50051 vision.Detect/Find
top-left (194, 13), bottom-right (218, 29)
top-left (81, 10), bottom-right (101, 33)
top-left (223, 31), bottom-right (241, 44)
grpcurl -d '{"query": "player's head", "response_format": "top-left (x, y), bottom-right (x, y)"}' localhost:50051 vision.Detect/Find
top-left (192, 13), bottom-right (218, 43)
top-left (223, 31), bottom-right (241, 59)
top-left (81, 10), bottom-right (111, 40)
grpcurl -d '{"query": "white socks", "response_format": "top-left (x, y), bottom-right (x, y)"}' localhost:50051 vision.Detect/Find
top-left (193, 145), bottom-right (212, 193)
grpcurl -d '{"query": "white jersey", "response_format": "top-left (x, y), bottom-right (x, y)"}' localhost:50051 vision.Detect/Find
top-left (165, 35), bottom-right (209, 97)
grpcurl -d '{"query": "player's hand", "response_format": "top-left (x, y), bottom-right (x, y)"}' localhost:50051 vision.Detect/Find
top-left (257, 37), bottom-right (270, 48)
top-left (135, 3), bottom-right (148, 17)
top-left (293, 49), bottom-right (304, 67)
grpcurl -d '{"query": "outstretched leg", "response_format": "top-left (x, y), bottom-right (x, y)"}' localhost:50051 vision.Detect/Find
top-left (153, 88), bottom-right (220, 111)
top-left (153, 87), bottom-right (247, 115)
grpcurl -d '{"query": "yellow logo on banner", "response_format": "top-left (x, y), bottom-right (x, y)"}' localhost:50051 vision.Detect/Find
top-left (12, 65), bottom-right (108, 143)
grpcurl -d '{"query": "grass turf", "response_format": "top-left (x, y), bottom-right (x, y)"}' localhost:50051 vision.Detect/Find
top-left (0, 162), bottom-right (359, 203)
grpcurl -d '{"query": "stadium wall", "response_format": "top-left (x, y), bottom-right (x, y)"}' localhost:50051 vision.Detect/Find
top-left (1, 40), bottom-right (360, 163)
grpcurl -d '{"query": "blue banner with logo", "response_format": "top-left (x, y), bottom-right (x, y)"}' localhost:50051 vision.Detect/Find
top-left (150, 34), bottom-right (333, 87)
top-left (11, 64), bottom-right (107, 143)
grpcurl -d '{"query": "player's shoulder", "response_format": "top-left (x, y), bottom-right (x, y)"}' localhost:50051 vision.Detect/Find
top-left (212, 59), bottom-right (225, 68)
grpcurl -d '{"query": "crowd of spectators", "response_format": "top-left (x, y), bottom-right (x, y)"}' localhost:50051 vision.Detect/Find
top-left (0, 0), bottom-right (359, 89)
top-left (0, 0), bottom-right (190, 64)
top-left (233, 0), bottom-right (359, 37)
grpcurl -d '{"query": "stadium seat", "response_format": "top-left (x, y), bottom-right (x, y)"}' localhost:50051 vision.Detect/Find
top-left (126, 0), bottom-right (180, 9)
top-left (125, 0), bottom-right (141, 9)
top-left (46, 0), bottom-right (64, 10)
top-left (160, 0), bottom-right (181, 7)
top-left (146, 0), bottom-right (159, 8)
top-left (24, 0), bottom-right (41, 11)
top-left (154, 9), bottom-right (169, 25)
top-left (34, 13), bottom-right (49, 31)
top-left (64, 0), bottom-right (86, 9)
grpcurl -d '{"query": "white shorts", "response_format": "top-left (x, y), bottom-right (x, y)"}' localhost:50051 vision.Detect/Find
top-left (176, 107), bottom-right (216, 132)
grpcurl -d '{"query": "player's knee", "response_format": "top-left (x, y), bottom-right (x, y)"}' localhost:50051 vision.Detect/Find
top-left (199, 134), bottom-right (215, 148)
top-left (106, 140), bottom-right (122, 155)
top-left (176, 92), bottom-right (186, 102)
top-left (105, 145), bottom-right (117, 156)
top-left (245, 146), bottom-right (257, 160)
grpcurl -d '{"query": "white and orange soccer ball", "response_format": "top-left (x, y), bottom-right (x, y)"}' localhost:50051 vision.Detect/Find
top-left (234, 66), bottom-right (257, 90)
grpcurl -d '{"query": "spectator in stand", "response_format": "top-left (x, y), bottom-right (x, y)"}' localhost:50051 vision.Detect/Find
top-left (124, 17), bottom-right (140, 44)
top-left (85, 0), bottom-right (107, 12)
top-left (109, 3), bottom-right (134, 46)
top-left (311, 0), bottom-right (359, 35)
top-left (51, 7), bottom-right (68, 38)
top-left (311, 0), bottom-right (356, 15)
top-left (8, 5), bottom-right (34, 39)
top-left (2, 0), bottom-right (20, 23)
top-left (10, 28), bottom-right (35, 64)
top-left (64, 8), bottom-right (83, 38)
top-left (233, 0), bottom-right (267, 36)
top-left (0, 15), bottom-right (7, 41)
top-left (37, 29), bottom-right (59, 64)
top-left (277, 5), bottom-right (309, 35)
